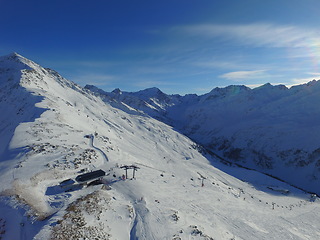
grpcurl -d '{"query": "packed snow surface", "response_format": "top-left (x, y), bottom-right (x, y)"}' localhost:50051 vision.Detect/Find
top-left (1, 53), bottom-right (320, 239)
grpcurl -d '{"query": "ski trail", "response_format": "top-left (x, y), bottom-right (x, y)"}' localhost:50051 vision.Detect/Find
top-left (130, 200), bottom-right (157, 240)
top-left (90, 134), bottom-right (109, 162)
top-left (114, 181), bottom-right (160, 240)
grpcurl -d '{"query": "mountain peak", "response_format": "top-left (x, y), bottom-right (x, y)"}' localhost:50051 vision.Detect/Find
top-left (9, 52), bottom-right (22, 57)
top-left (137, 87), bottom-right (163, 95)
top-left (135, 87), bottom-right (168, 99)
top-left (1, 52), bottom-right (27, 62)
top-left (112, 88), bottom-right (122, 95)
top-left (0, 52), bottom-right (41, 71)
top-left (203, 84), bottom-right (250, 101)
top-left (3, 52), bottom-right (21, 58)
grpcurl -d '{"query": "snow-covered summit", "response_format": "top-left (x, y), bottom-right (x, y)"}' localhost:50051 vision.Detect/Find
top-left (203, 85), bottom-right (250, 101)
top-left (0, 52), bottom-right (42, 72)
top-left (133, 87), bottom-right (167, 99)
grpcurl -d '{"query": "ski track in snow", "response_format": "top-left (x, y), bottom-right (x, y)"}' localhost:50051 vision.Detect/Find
top-left (90, 134), bottom-right (109, 163)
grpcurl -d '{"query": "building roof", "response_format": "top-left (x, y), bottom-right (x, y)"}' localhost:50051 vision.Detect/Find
top-left (59, 178), bottom-right (75, 187)
top-left (75, 169), bottom-right (105, 183)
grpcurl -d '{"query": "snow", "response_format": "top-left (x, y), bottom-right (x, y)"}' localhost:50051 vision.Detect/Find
top-left (1, 53), bottom-right (320, 239)
top-left (88, 80), bottom-right (320, 195)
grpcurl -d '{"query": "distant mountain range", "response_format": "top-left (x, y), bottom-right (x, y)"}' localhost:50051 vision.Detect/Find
top-left (86, 79), bottom-right (320, 193)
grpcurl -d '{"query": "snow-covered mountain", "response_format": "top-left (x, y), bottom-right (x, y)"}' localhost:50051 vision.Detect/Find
top-left (87, 81), bottom-right (320, 195)
top-left (1, 53), bottom-right (320, 239)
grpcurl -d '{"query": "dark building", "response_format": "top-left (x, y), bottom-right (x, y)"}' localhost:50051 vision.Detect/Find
top-left (75, 169), bottom-right (106, 183)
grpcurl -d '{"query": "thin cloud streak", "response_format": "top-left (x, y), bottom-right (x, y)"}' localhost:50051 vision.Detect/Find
top-left (177, 23), bottom-right (320, 48)
top-left (72, 73), bottom-right (117, 86)
top-left (219, 70), bottom-right (267, 81)
top-left (286, 72), bottom-right (320, 87)
top-left (290, 77), bottom-right (320, 86)
top-left (194, 60), bottom-right (245, 70)
top-left (307, 72), bottom-right (320, 76)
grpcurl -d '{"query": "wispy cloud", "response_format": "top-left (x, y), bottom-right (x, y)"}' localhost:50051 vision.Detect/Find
top-left (307, 72), bottom-right (320, 76)
top-left (75, 61), bottom-right (117, 68)
top-left (219, 70), bottom-right (267, 81)
top-left (72, 73), bottom-right (117, 86)
top-left (194, 60), bottom-right (244, 69)
top-left (134, 80), bottom-right (178, 89)
top-left (289, 73), bottom-right (320, 87)
top-left (176, 23), bottom-right (320, 48)
top-left (133, 66), bottom-right (177, 75)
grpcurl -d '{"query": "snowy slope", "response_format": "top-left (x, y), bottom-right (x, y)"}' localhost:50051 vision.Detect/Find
top-left (88, 82), bottom-right (320, 195)
top-left (1, 53), bottom-right (320, 239)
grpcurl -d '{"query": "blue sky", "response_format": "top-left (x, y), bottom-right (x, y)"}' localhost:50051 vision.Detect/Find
top-left (1, 0), bottom-right (320, 94)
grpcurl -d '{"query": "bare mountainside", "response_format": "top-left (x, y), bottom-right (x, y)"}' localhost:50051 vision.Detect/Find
top-left (1, 53), bottom-right (320, 239)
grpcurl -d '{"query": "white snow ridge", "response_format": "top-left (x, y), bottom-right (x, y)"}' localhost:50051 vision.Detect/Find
top-left (1, 53), bottom-right (320, 240)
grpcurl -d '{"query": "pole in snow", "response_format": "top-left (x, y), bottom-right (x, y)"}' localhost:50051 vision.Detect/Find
top-left (197, 172), bottom-right (206, 187)
top-left (121, 165), bottom-right (140, 179)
